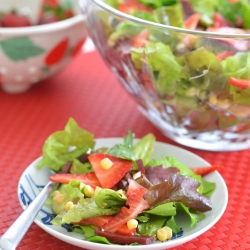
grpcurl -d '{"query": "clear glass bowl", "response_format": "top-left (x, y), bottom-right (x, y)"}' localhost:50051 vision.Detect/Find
top-left (80, 0), bottom-right (250, 151)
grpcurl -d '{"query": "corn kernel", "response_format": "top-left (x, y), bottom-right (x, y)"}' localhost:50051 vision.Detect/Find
top-left (157, 226), bottom-right (172, 242)
top-left (52, 190), bottom-right (60, 197)
top-left (127, 219), bottom-right (138, 230)
top-left (83, 184), bottom-right (95, 197)
top-left (100, 157), bottom-right (114, 170)
top-left (217, 98), bottom-right (231, 109)
top-left (208, 93), bottom-right (217, 105)
top-left (94, 186), bottom-right (102, 196)
top-left (116, 189), bottom-right (126, 199)
top-left (133, 171), bottom-right (142, 180)
top-left (186, 87), bottom-right (199, 97)
top-left (65, 201), bottom-right (74, 211)
top-left (53, 193), bottom-right (65, 204)
top-left (162, 226), bottom-right (172, 239)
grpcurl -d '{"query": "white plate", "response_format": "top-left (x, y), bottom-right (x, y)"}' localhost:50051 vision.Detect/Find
top-left (18, 138), bottom-right (228, 250)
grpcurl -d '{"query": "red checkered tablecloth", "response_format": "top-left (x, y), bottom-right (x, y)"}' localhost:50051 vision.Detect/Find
top-left (0, 49), bottom-right (250, 250)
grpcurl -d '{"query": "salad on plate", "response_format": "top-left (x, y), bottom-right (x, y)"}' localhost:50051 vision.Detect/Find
top-left (36, 117), bottom-right (222, 245)
top-left (88, 0), bottom-right (250, 136)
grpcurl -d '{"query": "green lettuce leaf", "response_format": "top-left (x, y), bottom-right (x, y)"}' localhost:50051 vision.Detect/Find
top-left (222, 52), bottom-right (250, 105)
top-left (108, 130), bottom-right (136, 160)
top-left (71, 224), bottom-right (95, 238)
top-left (37, 118), bottom-right (95, 171)
top-left (144, 202), bottom-right (176, 216)
top-left (133, 133), bottom-right (155, 165)
top-left (138, 0), bottom-right (178, 8)
top-left (137, 215), bottom-right (168, 236)
top-left (215, 0), bottom-right (250, 28)
top-left (165, 215), bottom-right (180, 233)
top-left (104, 0), bottom-right (119, 8)
top-left (94, 189), bottom-right (127, 209)
top-left (189, 0), bottom-right (218, 26)
top-left (69, 158), bottom-right (93, 174)
top-left (176, 203), bottom-right (206, 228)
top-left (52, 197), bottom-right (119, 225)
top-left (108, 130), bottom-right (155, 166)
top-left (49, 180), bottom-right (85, 215)
top-left (131, 43), bottom-right (183, 93)
top-left (108, 21), bottom-right (145, 45)
top-left (222, 52), bottom-right (250, 79)
top-left (152, 3), bottom-right (185, 27)
top-left (87, 236), bottom-right (113, 244)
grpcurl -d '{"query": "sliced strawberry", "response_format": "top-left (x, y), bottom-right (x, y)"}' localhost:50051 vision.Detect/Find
top-left (207, 27), bottom-right (248, 34)
top-left (190, 165), bottom-right (225, 176)
top-left (43, 0), bottom-right (59, 8)
top-left (77, 215), bottom-right (136, 235)
top-left (228, 77), bottom-right (250, 90)
top-left (49, 172), bottom-right (101, 188)
top-left (88, 153), bottom-right (133, 188)
top-left (2, 13), bottom-right (31, 27)
top-left (118, 0), bottom-right (152, 14)
top-left (126, 177), bottom-right (144, 196)
top-left (206, 27), bottom-right (249, 51)
top-left (130, 29), bottom-right (150, 48)
top-left (213, 13), bottom-right (232, 28)
top-left (216, 51), bottom-right (235, 60)
top-left (102, 180), bottom-right (149, 233)
top-left (184, 13), bottom-right (201, 30)
top-left (227, 0), bottom-right (240, 3)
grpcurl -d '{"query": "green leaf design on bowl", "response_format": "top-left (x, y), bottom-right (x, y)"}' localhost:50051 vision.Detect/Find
top-left (0, 36), bottom-right (45, 61)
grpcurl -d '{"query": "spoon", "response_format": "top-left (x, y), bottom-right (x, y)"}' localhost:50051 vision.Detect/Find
top-left (0, 181), bottom-right (56, 250)
top-left (0, 0), bottom-right (43, 25)
top-left (0, 160), bottom-right (72, 250)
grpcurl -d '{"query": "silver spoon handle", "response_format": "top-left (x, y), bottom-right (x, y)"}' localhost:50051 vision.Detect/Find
top-left (0, 181), bottom-right (54, 250)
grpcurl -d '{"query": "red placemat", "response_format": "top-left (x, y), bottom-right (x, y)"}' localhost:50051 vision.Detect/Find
top-left (0, 50), bottom-right (250, 250)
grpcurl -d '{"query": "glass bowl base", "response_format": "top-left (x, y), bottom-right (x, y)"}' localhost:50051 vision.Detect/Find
top-left (138, 106), bottom-right (250, 152)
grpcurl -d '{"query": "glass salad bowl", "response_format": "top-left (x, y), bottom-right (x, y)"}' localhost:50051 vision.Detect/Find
top-left (79, 0), bottom-right (250, 151)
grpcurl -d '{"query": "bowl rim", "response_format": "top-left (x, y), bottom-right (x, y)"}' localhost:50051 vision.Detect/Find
top-left (82, 0), bottom-right (250, 38)
top-left (0, 14), bottom-right (84, 35)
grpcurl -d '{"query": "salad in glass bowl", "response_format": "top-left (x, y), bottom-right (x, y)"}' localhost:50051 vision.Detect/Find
top-left (35, 118), bottom-right (223, 246)
top-left (80, 0), bottom-right (250, 151)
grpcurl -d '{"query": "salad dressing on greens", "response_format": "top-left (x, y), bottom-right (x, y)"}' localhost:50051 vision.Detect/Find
top-left (38, 118), bottom-right (217, 245)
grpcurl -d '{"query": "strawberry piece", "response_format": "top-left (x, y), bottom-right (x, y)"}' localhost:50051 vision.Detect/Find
top-left (102, 180), bottom-right (149, 233)
top-left (227, 0), bottom-right (240, 3)
top-left (49, 172), bottom-right (101, 188)
top-left (206, 27), bottom-right (249, 51)
top-left (43, 0), bottom-right (59, 8)
top-left (88, 153), bottom-right (133, 188)
top-left (130, 29), bottom-right (150, 48)
top-left (213, 12), bottom-right (232, 28)
top-left (228, 77), bottom-right (250, 90)
top-left (118, 0), bottom-right (152, 14)
top-left (184, 13), bottom-right (201, 30)
top-left (216, 51), bottom-right (235, 60)
top-left (2, 13), bottom-right (31, 27)
top-left (190, 165), bottom-right (225, 176)
top-left (77, 215), bottom-right (136, 235)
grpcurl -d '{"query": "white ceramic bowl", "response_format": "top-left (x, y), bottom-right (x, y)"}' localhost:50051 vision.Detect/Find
top-left (0, 14), bottom-right (87, 93)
